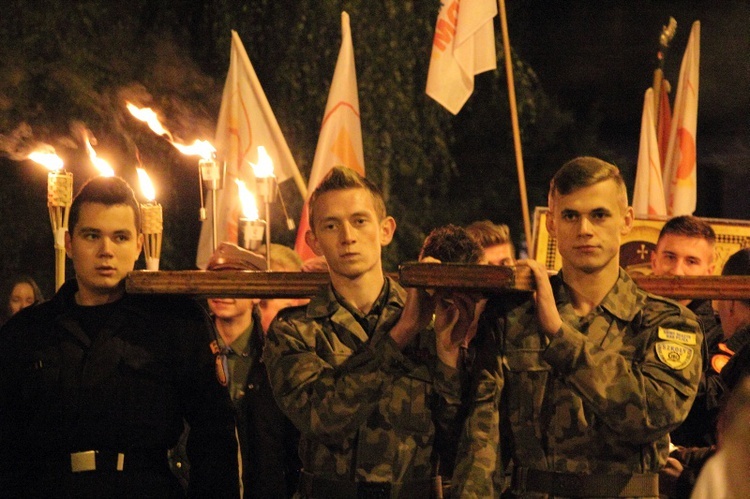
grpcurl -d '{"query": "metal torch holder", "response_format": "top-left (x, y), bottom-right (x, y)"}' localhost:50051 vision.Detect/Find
top-left (255, 176), bottom-right (277, 270)
top-left (199, 159), bottom-right (226, 252)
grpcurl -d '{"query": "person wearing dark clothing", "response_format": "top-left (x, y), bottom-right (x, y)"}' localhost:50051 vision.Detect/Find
top-left (0, 176), bottom-right (239, 498)
top-left (661, 248), bottom-right (750, 498)
top-left (651, 215), bottom-right (725, 448)
top-left (205, 242), bottom-right (301, 497)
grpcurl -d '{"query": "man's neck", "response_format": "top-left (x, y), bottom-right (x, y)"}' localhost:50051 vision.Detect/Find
top-left (562, 263), bottom-right (620, 316)
top-left (215, 315), bottom-right (252, 346)
top-left (330, 270), bottom-right (385, 315)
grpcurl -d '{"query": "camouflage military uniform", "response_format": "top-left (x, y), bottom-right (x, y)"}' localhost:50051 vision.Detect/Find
top-left (453, 269), bottom-right (703, 498)
top-left (263, 278), bottom-right (462, 498)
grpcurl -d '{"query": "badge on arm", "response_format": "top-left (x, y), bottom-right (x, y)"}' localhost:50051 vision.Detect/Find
top-left (655, 327), bottom-right (697, 370)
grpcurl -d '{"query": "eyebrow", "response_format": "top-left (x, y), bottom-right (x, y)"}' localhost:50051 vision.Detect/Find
top-left (77, 227), bottom-right (134, 236)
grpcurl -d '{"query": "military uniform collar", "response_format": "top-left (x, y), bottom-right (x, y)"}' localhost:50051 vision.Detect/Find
top-left (306, 276), bottom-right (405, 320)
top-left (215, 305), bottom-right (263, 356)
top-left (553, 268), bottom-right (644, 322)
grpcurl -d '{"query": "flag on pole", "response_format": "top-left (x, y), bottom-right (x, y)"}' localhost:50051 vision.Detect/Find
top-left (426, 0), bottom-right (497, 114)
top-left (196, 30), bottom-right (307, 268)
top-left (294, 11), bottom-right (365, 262)
top-left (663, 21), bottom-right (700, 216)
top-left (633, 88), bottom-right (667, 217)
top-left (656, 81), bottom-right (672, 168)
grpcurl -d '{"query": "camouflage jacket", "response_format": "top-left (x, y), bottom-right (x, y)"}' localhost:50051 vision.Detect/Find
top-left (452, 269), bottom-right (703, 497)
top-left (263, 277), bottom-right (462, 485)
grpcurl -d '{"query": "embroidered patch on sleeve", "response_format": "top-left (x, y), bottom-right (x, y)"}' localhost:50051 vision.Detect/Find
top-left (658, 327), bottom-right (697, 345)
top-left (655, 341), bottom-right (695, 370)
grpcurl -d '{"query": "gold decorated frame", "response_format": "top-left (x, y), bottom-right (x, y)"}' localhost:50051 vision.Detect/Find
top-left (531, 207), bottom-right (750, 275)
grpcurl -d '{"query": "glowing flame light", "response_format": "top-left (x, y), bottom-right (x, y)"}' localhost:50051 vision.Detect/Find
top-left (126, 102), bottom-right (216, 160)
top-left (29, 148), bottom-right (64, 172)
top-left (172, 140), bottom-right (216, 160)
top-left (236, 179), bottom-right (259, 221)
top-left (126, 102), bottom-right (174, 141)
top-left (136, 167), bottom-right (156, 202)
top-left (250, 146), bottom-right (275, 178)
top-left (83, 135), bottom-right (115, 177)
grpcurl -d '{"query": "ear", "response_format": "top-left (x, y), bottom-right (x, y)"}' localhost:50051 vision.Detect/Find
top-left (64, 230), bottom-right (73, 258)
top-left (305, 229), bottom-right (324, 256)
top-left (650, 247), bottom-right (658, 270)
top-left (136, 233), bottom-right (144, 257)
top-left (620, 205), bottom-right (635, 236)
top-left (379, 216), bottom-right (396, 246)
top-left (546, 200), bottom-right (556, 238)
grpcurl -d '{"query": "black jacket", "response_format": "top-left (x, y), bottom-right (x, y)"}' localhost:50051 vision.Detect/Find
top-left (0, 280), bottom-right (239, 498)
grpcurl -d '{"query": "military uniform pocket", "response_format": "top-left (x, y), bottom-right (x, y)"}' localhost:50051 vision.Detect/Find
top-left (503, 349), bottom-right (551, 424)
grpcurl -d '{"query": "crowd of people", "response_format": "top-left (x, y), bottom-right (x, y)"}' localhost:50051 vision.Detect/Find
top-left (0, 157), bottom-right (748, 498)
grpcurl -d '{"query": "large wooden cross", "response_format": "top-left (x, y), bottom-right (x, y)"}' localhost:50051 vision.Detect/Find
top-left (126, 263), bottom-right (750, 300)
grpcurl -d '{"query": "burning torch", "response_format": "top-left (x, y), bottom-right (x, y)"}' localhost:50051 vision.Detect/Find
top-left (136, 168), bottom-right (163, 271)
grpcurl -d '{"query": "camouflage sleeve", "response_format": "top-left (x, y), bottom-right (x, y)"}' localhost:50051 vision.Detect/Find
top-left (450, 328), bottom-right (505, 498)
top-left (425, 323), bottom-right (464, 440)
top-left (543, 303), bottom-right (703, 445)
top-left (262, 315), bottom-right (401, 446)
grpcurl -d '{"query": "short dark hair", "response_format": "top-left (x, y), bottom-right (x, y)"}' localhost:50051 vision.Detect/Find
top-left (549, 156), bottom-right (627, 206)
top-left (722, 248), bottom-right (750, 307)
top-left (420, 224), bottom-right (483, 264)
top-left (722, 248), bottom-right (750, 277)
top-left (657, 215), bottom-right (716, 246)
top-left (69, 176), bottom-right (140, 233)
top-left (308, 166), bottom-right (386, 231)
top-left (465, 220), bottom-right (515, 255)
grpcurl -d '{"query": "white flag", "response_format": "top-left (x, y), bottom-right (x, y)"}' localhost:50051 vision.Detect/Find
top-left (633, 88), bottom-right (667, 217)
top-left (294, 11), bottom-right (365, 262)
top-left (426, 0), bottom-right (497, 114)
top-left (663, 21), bottom-right (700, 216)
top-left (196, 31), bottom-right (307, 268)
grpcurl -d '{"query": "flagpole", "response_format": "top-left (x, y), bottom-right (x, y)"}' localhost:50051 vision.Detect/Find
top-left (231, 31), bottom-right (308, 199)
top-left (497, 0), bottom-right (533, 254)
top-left (651, 18), bottom-right (677, 125)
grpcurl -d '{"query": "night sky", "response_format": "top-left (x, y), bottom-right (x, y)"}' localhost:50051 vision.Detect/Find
top-left (511, 1), bottom-right (749, 219)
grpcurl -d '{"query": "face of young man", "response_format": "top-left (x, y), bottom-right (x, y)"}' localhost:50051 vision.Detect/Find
top-left (651, 234), bottom-right (715, 277)
top-left (547, 179), bottom-right (633, 275)
top-left (9, 282), bottom-right (36, 316)
top-left (65, 202), bottom-right (143, 305)
top-left (482, 243), bottom-right (514, 266)
top-left (208, 298), bottom-right (255, 324)
top-left (306, 187), bottom-right (395, 282)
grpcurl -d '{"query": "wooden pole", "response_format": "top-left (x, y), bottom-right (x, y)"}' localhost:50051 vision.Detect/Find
top-left (497, 0), bottom-right (533, 255)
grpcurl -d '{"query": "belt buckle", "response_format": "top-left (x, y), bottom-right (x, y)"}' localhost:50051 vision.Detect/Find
top-left (71, 451), bottom-right (96, 472)
top-left (70, 451), bottom-right (125, 472)
top-left (357, 481), bottom-right (391, 499)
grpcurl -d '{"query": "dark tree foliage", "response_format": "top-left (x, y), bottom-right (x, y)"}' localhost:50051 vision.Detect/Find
top-left (0, 0), bottom-right (609, 295)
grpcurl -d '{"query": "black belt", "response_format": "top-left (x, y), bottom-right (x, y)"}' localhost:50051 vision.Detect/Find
top-left (69, 449), bottom-right (168, 473)
top-left (298, 470), bottom-right (435, 499)
top-left (512, 467), bottom-right (659, 498)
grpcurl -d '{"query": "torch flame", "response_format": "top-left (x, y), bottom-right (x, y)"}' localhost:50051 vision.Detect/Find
top-left (250, 146), bottom-right (275, 178)
top-left (126, 102), bottom-right (174, 141)
top-left (126, 101), bottom-right (216, 160)
top-left (83, 137), bottom-right (115, 177)
top-left (236, 179), bottom-right (259, 221)
top-left (136, 167), bottom-right (156, 202)
top-left (29, 147), bottom-right (64, 172)
top-left (172, 140), bottom-right (216, 160)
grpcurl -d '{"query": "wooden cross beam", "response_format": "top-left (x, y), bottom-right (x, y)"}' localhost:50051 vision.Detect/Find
top-left (125, 264), bottom-right (750, 300)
